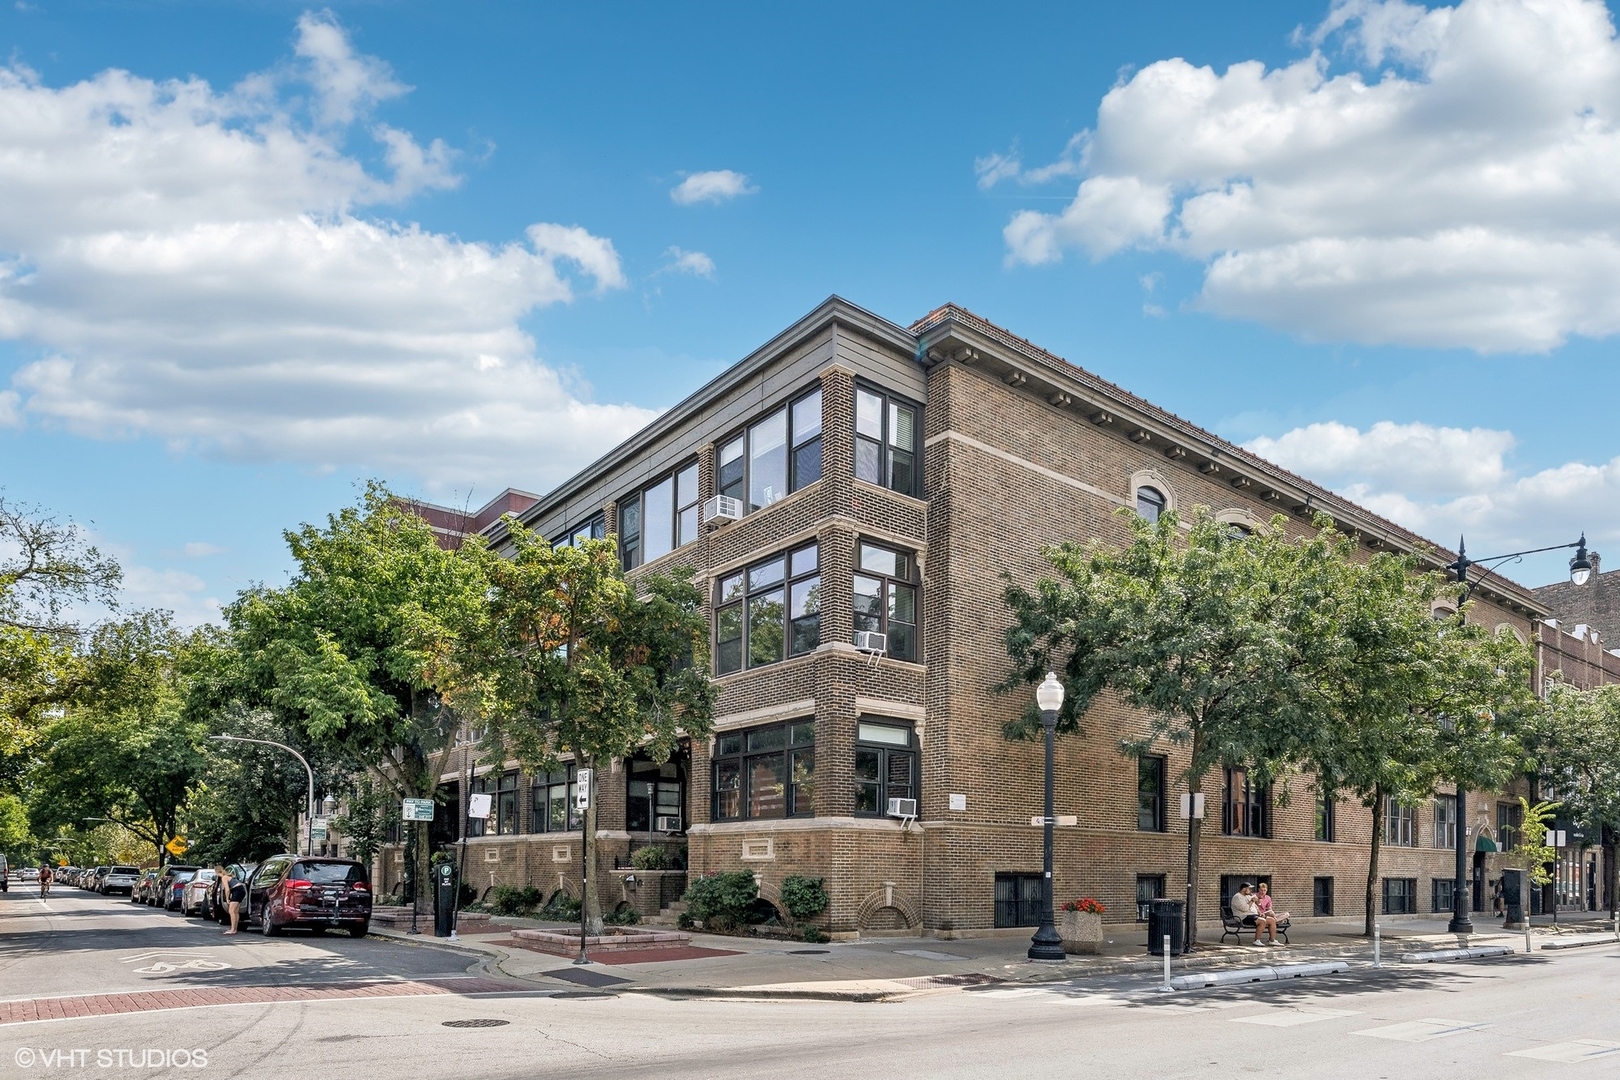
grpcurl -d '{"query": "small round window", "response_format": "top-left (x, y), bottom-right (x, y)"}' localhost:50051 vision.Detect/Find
top-left (1136, 486), bottom-right (1167, 523)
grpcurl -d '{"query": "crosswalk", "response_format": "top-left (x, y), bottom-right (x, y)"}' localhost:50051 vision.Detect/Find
top-left (972, 987), bottom-right (1617, 1063)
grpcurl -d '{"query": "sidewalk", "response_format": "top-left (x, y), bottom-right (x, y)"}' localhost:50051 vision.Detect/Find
top-left (372, 909), bottom-right (1619, 1001)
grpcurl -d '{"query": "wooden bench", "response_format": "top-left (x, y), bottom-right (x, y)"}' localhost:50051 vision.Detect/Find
top-left (1220, 905), bottom-right (1291, 945)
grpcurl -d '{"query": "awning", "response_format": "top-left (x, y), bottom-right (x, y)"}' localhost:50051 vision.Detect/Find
top-left (1476, 835), bottom-right (1499, 852)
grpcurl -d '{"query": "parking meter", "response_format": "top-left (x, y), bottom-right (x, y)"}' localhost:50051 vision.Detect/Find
top-left (434, 862), bottom-right (458, 937)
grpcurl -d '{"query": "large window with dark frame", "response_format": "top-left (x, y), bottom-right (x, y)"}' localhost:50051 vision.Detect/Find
top-left (1497, 802), bottom-right (1521, 851)
top-left (1382, 877), bottom-right (1417, 915)
top-left (466, 773), bottom-right (490, 838)
top-left (553, 514), bottom-right (606, 550)
top-left (714, 543), bottom-right (819, 675)
top-left (495, 770), bottom-right (519, 836)
top-left (1138, 756), bottom-right (1166, 832)
top-left (531, 766), bottom-right (580, 834)
top-left (712, 721), bottom-right (815, 822)
top-left (1434, 795), bottom-right (1457, 849)
top-left (855, 385), bottom-right (919, 496)
top-left (853, 542), bottom-right (918, 662)
top-left (1316, 788), bottom-right (1336, 842)
top-left (1222, 767), bottom-right (1271, 838)
top-left (1384, 797), bottom-right (1416, 846)
top-left (1135, 486), bottom-right (1167, 523)
top-left (716, 387), bottom-right (823, 517)
top-left (619, 460), bottom-right (700, 571)
top-left (855, 720), bottom-right (916, 816)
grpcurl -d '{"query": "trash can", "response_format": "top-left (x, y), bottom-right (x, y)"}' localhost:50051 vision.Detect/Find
top-left (1502, 868), bottom-right (1526, 929)
top-left (1148, 898), bottom-right (1185, 956)
top-left (433, 862), bottom-right (458, 938)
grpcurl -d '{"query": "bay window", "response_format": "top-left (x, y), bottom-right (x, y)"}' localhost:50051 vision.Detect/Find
top-left (715, 543), bottom-right (819, 675)
top-left (712, 720), bottom-right (815, 821)
top-left (853, 542), bottom-right (918, 662)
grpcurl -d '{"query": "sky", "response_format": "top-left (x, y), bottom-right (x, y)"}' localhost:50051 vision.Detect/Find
top-left (2, 0), bottom-right (1619, 625)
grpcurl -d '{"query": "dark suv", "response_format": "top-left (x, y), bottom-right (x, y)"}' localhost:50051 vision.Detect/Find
top-left (248, 856), bottom-right (371, 938)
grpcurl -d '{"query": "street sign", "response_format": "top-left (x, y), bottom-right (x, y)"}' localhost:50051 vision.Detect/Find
top-left (402, 798), bottom-right (435, 822)
top-left (310, 819), bottom-right (328, 841)
top-left (574, 769), bottom-right (592, 812)
top-left (467, 793), bottom-right (492, 820)
top-left (165, 836), bottom-right (188, 857)
top-left (1180, 793), bottom-right (1206, 820)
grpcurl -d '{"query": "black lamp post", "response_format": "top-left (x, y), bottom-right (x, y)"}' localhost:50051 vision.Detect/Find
top-left (1441, 531), bottom-right (1590, 937)
top-left (1028, 672), bottom-right (1068, 962)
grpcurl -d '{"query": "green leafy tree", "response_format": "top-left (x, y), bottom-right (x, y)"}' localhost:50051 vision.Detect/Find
top-left (334, 775), bottom-right (394, 869)
top-left (1004, 509), bottom-right (1350, 945)
top-left (457, 526), bottom-right (715, 934)
top-left (1525, 682), bottom-right (1620, 910)
top-left (1507, 798), bottom-right (1562, 887)
top-left (0, 793), bottom-right (34, 864)
top-left (219, 484), bottom-right (488, 902)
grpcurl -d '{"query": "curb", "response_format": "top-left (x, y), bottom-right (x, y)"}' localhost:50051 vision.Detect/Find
top-left (1168, 961), bottom-right (1350, 990)
top-left (620, 986), bottom-right (890, 1003)
top-left (1398, 946), bottom-right (1513, 963)
top-left (1540, 935), bottom-right (1620, 951)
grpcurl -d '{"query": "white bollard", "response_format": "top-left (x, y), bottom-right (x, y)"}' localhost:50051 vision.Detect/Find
top-left (1525, 917), bottom-right (1533, 956)
top-left (1612, 910), bottom-right (1617, 943)
top-left (1160, 934), bottom-right (1173, 992)
top-left (1373, 924), bottom-right (1381, 969)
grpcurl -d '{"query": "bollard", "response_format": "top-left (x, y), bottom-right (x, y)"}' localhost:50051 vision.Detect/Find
top-left (1525, 918), bottom-right (1533, 956)
top-left (1159, 934), bottom-right (1173, 992)
top-left (1613, 910), bottom-right (1617, 943)
top-left (1373, 924), bottom-right (1381, 969)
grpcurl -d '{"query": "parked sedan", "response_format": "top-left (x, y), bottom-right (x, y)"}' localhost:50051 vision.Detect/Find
top-left (131, 869), bottom-right (160, 903)
top-left (154, 865), bottom-right (199, 910)
top-left (248, 855), bottom-right (371, 937)
top-left (101, 865), bottom-right (140, 896)
top-left (180, 869), bottom-right (217, 916)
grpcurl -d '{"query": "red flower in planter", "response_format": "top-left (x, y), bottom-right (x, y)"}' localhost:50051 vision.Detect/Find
top-left (1060, 897), bottom-right (1105, 914)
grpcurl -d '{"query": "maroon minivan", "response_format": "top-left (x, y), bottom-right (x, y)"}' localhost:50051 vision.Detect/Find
top-left (248, 856), bottom-right (371, 938)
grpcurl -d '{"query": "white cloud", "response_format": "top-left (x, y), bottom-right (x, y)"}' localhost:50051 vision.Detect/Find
top-left (181, 542), bottom-right (226, 558)
top-left (1245, 419), bottom-right (1620, 580)
top-left (998, 0), bottom-right (1620, 353)
top-left (0, 13), bottom-right (650, 491)
top-left (658, 247), bottom-right (715, 278)
top-left (670, 170), bottom-right (757, 206)
top-left (120, 564), bottom-right (220, 627)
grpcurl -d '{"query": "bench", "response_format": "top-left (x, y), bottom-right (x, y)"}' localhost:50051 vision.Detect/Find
top-left (1220, 905), bottom-right (1291, 945)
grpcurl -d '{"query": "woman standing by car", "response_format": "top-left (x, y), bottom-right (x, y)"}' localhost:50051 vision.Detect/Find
top-left (220, 865), bottom-right (245, 935)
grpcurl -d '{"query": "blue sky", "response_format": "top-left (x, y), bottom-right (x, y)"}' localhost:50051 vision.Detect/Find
top-left (2, 0), bottom-right (1618, 622)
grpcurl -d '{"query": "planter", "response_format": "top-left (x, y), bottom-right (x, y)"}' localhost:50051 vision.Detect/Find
top-left (1060, 910), bottom-right (1103, 955)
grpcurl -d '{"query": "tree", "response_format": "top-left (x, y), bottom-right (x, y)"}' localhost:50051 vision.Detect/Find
top-left (220, 484), bottom-right (488, 902)
top-left (1003, 509), bottom-right (1348, 946)
top-left (1526, 682), bottom-right (1620, 914)
top-left (334, 775), bottom-right (393, 870)
top-left (0, 793), bottom-right (33, 865)
top-left (28, 612), bottom-right (207, 861)
top-left (457, 526), bottom-right (715, 934)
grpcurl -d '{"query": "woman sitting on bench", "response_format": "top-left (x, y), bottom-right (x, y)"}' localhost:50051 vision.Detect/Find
top-left (1231, 883), bottom-right (1280, 946)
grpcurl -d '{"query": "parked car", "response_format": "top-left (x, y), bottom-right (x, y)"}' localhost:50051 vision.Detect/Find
top-left (19, 867), bottom-right (38, 884)
top-left (153, 865), bottom-right (199, 910)
top-left (247, 855), bottom-right (371, 937)
top-left (180, 869), bottom-right (216, 916)
top-left (101, 865), bottom-right (140, 896)
top-left (89, 867), bottom-right (109, 892)
top-left (132, 869), bottom-right (161, 904)
top-left (210, 863), bottom-right (256, 924)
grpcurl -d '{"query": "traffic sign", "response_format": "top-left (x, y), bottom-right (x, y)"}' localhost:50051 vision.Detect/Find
top-left (310, 819), bottom-right (328, 841)
top-left (402, 798), bottom-right (435, 822)
top-left (165, 836), bottom-right (188, 857)
top-left (467, 793), bottom-right (492, 820)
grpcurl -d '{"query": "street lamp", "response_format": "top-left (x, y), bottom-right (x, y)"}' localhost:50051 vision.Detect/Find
top-left (1028, 672), bottom-right (1067, 962)
top-left (210, 735), bottom-right (315, 856)
top-left (1446, 533), bottom-right (1591, 600)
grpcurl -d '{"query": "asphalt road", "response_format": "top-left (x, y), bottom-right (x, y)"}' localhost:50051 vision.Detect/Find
top-left (4, 886), bottom-right (1619, 1078)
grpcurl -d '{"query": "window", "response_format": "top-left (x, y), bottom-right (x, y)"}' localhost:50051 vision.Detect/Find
top-left (1432, 877), bottom-right (1457, 915)
top-left (532, 766), bottom-right (580, 833)
top-left (714, 543), bottom-right (819, 675)
top-left (626, 753), bottom-right (684, 834)
top-left (717, 387), bottom-right (823, 516)
top-left (1137, 756), bottom-right (1166, 832)
top-left (1384, 797), bottom-right (1416, 846)
top-left (619, 460), bottom-right (700, 570)
top-left (1135, 874), bottom-right (1166, 921)
top-left (855, 385), bottom-right (920, 495)
top-left (495, 770), bottom-right (519, 836)
top-left (1382, 877), bottom-right (1417, 915)
top-left (466, 774), bottom-right (490, 838)
top-left (1313, 877), bottom-right (1334, 917)
top-left (1434, 795), bottom-right (1457, 850)
top-left (855, 720), bottom-right (916, 816)
top-left (853, 542), bottom-right (919, 662)
top-left (994, 873), bottom-right (1044, 928)
top-left (1136, 486), bottom-right (1167, 523)
top-left (1315, 788), bottom-right (1336, 842)
top-left (712, 720), bottom-right (815, 821)
top-left (553, 514), bottom-right (606, 549)
top-left (1222, 768), bottom-right (1270, 838)
top-left (1498, 802), bottom-right (1522, 851)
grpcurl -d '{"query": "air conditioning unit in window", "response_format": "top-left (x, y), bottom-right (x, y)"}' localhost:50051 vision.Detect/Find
top-left (702, 495), bottom-right (742, 527)
top-left (886, 797), bottom-right (918, 820)
top-left (655, 815), bottom-right (682, 833)
top-left (853, 631), bottom-right (887, 654)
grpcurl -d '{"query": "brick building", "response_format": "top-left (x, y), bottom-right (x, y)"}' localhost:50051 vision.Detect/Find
top-left (376, 297), bottom-right (1599, 937)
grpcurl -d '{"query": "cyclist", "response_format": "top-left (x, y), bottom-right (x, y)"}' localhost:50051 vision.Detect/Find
top-left (38, 863), bottom-right (52, 900)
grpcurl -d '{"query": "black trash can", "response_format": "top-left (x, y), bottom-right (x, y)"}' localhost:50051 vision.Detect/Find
top-left (1148, 898), bottom-right (1185, 955)
top-left (1502, 868), bottom-right (1526, 929)
top-left (433, 862), bottom-right (458, 938)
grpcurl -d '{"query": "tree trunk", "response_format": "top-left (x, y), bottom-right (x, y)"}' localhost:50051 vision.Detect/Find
top-left (581, 755), bottom-right (603, 936)
top-left (1184, 732), bottom-right (1206, 951)
top-left (1604, 826), bottom-right (1616, 919)
top-left (1364, 785), bottom-right (1384, 937)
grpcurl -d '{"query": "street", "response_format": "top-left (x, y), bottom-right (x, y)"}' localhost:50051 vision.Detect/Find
top-left (4, 889), bottom-right (1620, 1078)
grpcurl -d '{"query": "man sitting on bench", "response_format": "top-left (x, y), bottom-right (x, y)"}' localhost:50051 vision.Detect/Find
top-left (1231, 883), bottom-right (1279, 946)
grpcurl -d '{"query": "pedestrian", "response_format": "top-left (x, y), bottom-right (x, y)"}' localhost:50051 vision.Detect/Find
top-left (38, 863), bottom-right (52, 900)
top-left (1491, 878), bottom-right (1504, 917)
top-left (221, 865), bottom-right (245, 935)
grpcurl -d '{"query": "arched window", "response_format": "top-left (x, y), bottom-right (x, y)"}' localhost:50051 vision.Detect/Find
top-left (1136, 486), bottom-right (1167, 523)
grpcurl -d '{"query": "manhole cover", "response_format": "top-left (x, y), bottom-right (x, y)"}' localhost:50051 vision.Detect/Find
top-left (789, 949), bottom-right (830, 955)
top-left (442, 1019), bottom-right (510, 1029)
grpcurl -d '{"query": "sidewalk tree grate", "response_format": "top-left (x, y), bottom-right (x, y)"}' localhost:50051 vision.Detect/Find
top-left (442, 1019), bottom-right (510, 1028)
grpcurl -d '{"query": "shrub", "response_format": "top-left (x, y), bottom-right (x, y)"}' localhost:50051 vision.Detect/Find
top-left (800, 926), bottom-right (830, 944)
top-left (779, 876), bottom-right (829, 921)
top-left (603, 904), bottom-right (642, 926)
top-left (541, 891), bottom-right (581, 921)
top-left (489, 885), bottom-right (543, 916)
top-left (630, 845), bottom-right (670, 871)
top-left (682, 871), bottom-right (758, 930)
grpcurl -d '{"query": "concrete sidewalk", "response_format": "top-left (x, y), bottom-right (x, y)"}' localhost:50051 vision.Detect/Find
top-left (371, 909), bottom-right (1619, 1000)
